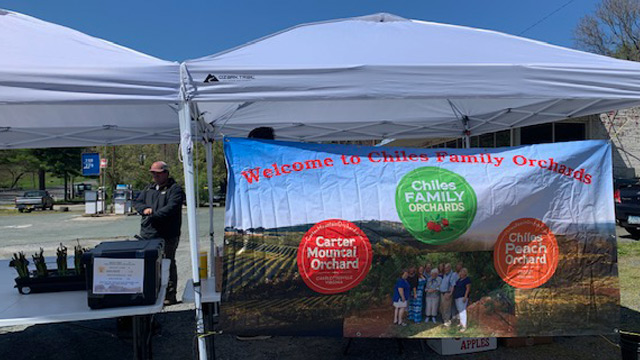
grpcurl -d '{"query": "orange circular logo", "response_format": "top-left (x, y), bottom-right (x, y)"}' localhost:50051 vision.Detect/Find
top-left (493, 218), bottom-right (559, 289)
top-left (297, 219), bottom-right (372, 294)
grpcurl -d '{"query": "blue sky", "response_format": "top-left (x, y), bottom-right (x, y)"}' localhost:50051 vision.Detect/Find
top-left (3, 0), bottom-right (601, 61)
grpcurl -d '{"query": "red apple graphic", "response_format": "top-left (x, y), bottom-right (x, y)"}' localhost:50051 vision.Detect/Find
top-left (427, 221), bottom-right (436, 230)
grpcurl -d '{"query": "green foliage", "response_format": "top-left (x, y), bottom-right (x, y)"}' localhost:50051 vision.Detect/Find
top-left (195, 141), bottom-right (227, 204)
top-left (1, 142), bottom-right (228, 202)
top-left (31, 148), bottom-right (82, 179)
top-left (56, 243), bottom-right (68, 276)
top-left (10, 252), bottom-right (29, 279)
top-left (618, 241), bottom-right (640, 256)
top-left (74, 244), bottom-right (87, 275)
top-left (0, 149), bottom-right (40, 189)
top-left (0, 148), bottom-right (84, 197)
top-left (88, 144), bottom-right (175, 198)
top-left (85, 142), bottom-right (226, 203)
top-left (32, 248), bottom-right (48, 278)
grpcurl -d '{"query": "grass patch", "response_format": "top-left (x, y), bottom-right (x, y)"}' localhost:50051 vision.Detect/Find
top-left (0, 208), bottom-right (62, 216)
top-left (618, 241), bottom-right (640, 257)
top-left (618, 239), bottom-right (640, 330)
top-left (0, 209), bottom-right (23, 216)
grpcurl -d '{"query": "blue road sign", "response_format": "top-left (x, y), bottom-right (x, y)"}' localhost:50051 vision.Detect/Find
top-left (82, 153), bottom-right (100, 176)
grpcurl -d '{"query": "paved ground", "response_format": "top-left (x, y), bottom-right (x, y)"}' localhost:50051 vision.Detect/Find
top-left (0, 206), bottom-right (633, 359)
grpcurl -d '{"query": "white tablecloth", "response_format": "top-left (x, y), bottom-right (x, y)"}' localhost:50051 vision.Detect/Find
top-left (0, 258), bottom-right (169, 327)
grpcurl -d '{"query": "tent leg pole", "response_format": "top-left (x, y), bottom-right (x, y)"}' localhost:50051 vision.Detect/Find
top-left (463, 115), bottom-right (471, 149)
top-left (179, 100), bottom-right (207, 360)
top-left (205, 140), bottom-right (215, 278)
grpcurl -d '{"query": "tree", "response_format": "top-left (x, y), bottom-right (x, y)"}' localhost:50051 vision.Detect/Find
top-left (89, 144), bottom-right (174, 202)
top-left (575, 0), bottom-right (640, 60)
top-left (195, 141), bottom-right (227, 204)
top-left (0, 150), bottom-right (40, 189)
top-left (31, 148), bottom-right (83, 200)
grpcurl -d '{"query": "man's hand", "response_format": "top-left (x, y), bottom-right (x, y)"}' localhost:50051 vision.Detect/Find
top-left (143, 208), bottom-right (153, 216)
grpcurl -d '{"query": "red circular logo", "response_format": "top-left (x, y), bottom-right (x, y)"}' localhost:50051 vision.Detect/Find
top-left (297, 219), bottom-right (372, 294)
top-left (493, 218), bottom-right (559, 289)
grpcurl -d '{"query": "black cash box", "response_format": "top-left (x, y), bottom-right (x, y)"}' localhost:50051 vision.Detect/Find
top-left (82, 239), bottom-right (164, 309)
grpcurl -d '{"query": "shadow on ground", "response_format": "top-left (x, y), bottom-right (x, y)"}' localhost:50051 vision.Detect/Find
top-left (0, 307), bottom-right (626, 360)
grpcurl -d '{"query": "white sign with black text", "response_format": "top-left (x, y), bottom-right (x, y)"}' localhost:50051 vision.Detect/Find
top-left (92, 258), bottom-right (144, 294)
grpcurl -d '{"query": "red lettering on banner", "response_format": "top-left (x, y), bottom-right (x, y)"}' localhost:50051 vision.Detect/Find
top-left (367, 151), bottom-right (429, 163)
top-left (271, 163), bottom-right (281, 176)
top-left (241, 168), bottom-right (261, 183)
top-left (511, 155), bottom-right (593, 185)
top-left (238, 149), bottom-right (595, 186)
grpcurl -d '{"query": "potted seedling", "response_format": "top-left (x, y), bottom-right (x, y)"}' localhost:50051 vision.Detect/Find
top-left (74, 244), bottom-right (86, 276)
top-left (9, 252), bottom-right (29, 279)
top-left (32, 248), bottom-right (48, 278)
top-left (56, 243), bottom-right (68, 276)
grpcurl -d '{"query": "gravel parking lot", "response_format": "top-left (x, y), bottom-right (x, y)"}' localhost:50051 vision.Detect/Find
top-left (0, 206), bottom-right (633, 359)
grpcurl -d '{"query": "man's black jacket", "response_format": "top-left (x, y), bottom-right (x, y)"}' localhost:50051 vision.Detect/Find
top-left (133, 178), bottom-right (184, 239)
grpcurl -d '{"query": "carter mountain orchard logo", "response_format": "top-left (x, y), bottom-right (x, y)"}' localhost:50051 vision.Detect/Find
top-left (395, 167), bottom-right (477, 244)
top-left (297, 219), bottom-right (372, 294)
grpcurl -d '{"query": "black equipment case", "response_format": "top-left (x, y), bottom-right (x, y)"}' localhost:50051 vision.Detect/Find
top-left (83, 239), bottom-right (164, 309)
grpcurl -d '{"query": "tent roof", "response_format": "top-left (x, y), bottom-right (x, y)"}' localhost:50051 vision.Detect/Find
top-left (184, 13), bottom-right (640, 141)
top-left (0, 9), bottom-right (180, 149)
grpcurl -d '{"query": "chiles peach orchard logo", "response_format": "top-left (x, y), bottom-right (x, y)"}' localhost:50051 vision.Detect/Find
top-left (493, 218), bottom-right (559, 289)
top-left (395, 167), bottom-right (477, 245)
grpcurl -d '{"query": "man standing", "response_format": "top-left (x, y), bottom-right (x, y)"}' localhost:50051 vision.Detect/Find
top-left (451, 262), bottom-right (462, 320)
top-left (134, 161), bottom-right (184, 305)
top-left (439, 263), bottom-right (457, 326)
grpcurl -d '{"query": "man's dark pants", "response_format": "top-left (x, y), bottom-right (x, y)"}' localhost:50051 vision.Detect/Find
top-left (163, 236), bottom-right (180, 301)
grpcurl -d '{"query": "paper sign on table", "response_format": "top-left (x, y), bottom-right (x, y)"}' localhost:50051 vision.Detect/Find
top-left (92, 258), bottom-right (144, 294)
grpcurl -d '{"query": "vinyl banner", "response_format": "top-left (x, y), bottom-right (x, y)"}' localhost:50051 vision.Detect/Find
top-left (222, 137), bottom-right (618, 338)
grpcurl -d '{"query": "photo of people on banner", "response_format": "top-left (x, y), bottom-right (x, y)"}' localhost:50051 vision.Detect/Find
top-left (222, 137), bottom-right (618, 338)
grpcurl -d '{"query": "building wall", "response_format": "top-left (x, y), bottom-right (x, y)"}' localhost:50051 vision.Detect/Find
top-left (588, 109), bottom-right (640, 178)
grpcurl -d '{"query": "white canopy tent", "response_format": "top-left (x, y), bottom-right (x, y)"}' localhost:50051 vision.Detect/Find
top-left (179, 16), bottom-right (640, 355)
top-left (5, 9), bottom-right (640, 359)
top-left (0, 9), bottom-right (181, 148)
top-left (183, 13), bottom-right (640, 143)
top-left (0, 9), bottom-right (211, 359)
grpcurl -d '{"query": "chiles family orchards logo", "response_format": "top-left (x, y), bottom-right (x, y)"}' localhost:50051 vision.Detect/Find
top-left (297, 219), bottom-right (372, 294)
top-left (395, 167), bottom-right (477, 245)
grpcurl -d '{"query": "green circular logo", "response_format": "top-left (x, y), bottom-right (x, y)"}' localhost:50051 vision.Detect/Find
top-left (395, 167), bottom-right (477, 245)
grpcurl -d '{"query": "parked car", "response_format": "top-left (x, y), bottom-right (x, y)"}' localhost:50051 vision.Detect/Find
top-left (15, 190), bottom-right (54, 213)
top-left (615, 178), bottom-right (640, 238)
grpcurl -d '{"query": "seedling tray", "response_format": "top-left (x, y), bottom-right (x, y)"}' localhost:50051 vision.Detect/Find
top-left (14, 270), bottom-right (86, 294)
